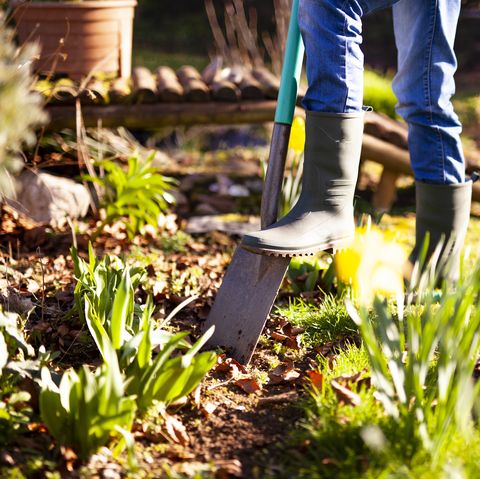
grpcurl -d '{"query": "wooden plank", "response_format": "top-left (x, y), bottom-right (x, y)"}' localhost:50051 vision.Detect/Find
top-left (108, 77), bottom-right (132, 104)
top-left (44, 101), bottom-right (282, 130)
top-left (210, 79), bottom-right (241, 102)
top-left (132, 66), bottom-right (157, 103)
top-left (177, 65), bottom-right (210, 102)
top-left (156, 66), bottom-right (184, 102)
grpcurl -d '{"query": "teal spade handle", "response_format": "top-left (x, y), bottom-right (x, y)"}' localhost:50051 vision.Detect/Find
top-left (274, 0), bottom-right (305, 125)
top-left (260, 0), bottom-right (305, 227)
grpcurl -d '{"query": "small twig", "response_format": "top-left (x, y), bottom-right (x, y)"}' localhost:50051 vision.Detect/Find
top-left (37, 247), bottom-right (45, 324)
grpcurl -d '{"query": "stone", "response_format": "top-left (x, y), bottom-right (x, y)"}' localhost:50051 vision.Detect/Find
top-left (9, 170), bottom-right (90, 227)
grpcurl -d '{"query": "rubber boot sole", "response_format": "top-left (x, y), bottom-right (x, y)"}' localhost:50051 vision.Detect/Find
top-left (240, 235), bottom-right (352, 257)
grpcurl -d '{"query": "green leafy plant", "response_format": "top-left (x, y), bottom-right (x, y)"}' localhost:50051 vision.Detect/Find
top-left (0, 309), bottom-right (35, 373)
top-left (39, 340), bottom-right (136, 461)
top-left (280, 151), bottom-right (304, 218)
top-left (84, 278), bottom-right (217, 413)
top-left (83, 154), bottom-right (177, 239)
top-left (286, 254), bottom-right (336, 295)
top-left (347, 260), bottom-right (480, 467)
top-left (71, 244), bottom-right (145, 324)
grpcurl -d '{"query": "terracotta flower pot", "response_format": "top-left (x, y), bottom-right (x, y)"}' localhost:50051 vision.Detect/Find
top-left (11, 0), bottom-right (137, 80)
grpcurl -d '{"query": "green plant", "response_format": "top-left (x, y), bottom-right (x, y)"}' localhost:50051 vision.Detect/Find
top-left (347, 260), bottom-right (480, 467)
top-left (276, 295), bottom-right (357, 348)
top-left (82, 267), bottom-right (217, 414)
top-left (0, 14), bottom-right (46, 197)
top-left (0, 310), bottom-right (35, 448)
top-left (71, 244), bottom-right (145, 324)
top-left (287, 256), bottom-right (323, 294)
top-left (280, 151), bottom-right (304, 218)
top-left (0, 309), bottom-right (35, 373)
top-left (39, 340), bottom-right (136, 461)
top-left (83, 154), bottom-right (177, 239)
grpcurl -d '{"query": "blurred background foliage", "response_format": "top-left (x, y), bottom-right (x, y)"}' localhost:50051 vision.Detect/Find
top-left (134, 0), bottom-right (480, 77)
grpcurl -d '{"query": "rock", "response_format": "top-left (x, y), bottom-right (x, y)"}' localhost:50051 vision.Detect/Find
top-left (9, 170), bottom-right (90, 227)
top-left (194, 203), bottom-right (220, 216)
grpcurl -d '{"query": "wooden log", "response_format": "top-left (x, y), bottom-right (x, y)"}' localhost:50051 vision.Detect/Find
top-left (108, 77), bottom-right (132, 104)
top-left (252, 68), bottom-right (280, 99)
top-left (210, 79), bottom-right (240, 102)
top-left (239, 71), bottom-right (264, 101)
top-left (364, 111), bottom-right (408, 150)
top-left (176, 65), bottom-right (210, 102)
top-left (44, 101), bottom-right (290, 130)
top-left (35, 78), bottom-right (77, 104)
top-left (132, 66), bottom-right (157, 104)
top-left (362, 133), bottom-right (480, 203)
top-left (372, 168), bottom-right (400, 213)
top-left (79, 78), bottom-right (108, 105)
top-left (156, 66), bottom-right (184, 102)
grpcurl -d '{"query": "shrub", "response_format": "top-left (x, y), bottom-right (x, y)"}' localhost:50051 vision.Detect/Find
top-left (83, 154), bottom-right (177, 239)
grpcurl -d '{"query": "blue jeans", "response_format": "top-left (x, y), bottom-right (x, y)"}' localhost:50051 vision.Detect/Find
top-left (299, 0), bottom-right (465, 184)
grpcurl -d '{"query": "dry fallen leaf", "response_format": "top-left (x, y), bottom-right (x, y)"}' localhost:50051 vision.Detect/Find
top-left (307, 370), bottom-right (324, 391)
top-left (164, 414), bottom-right (190, 446)
top-left (60, 446), bottom-right (78, 472)
top-left (201, 401), bottom-right (218, 416)
top-left (268, 361), bottom-right (300, 385)
top-left (330, 379), bottom-right (361, 406)
top-left (234, 377), bottom-right (262, 394)
top-left (213, 355), bottom-right (248, 378)
top-left (271, 331), bottom-right (289, 342)
top-left (215, 459), bottom-right (243, 478)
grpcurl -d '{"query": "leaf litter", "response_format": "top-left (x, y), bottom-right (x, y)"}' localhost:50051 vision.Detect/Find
top-left (0, 194), bottom-right (365, 478)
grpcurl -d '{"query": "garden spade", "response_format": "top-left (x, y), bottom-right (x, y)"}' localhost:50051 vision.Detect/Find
top-left (204, 0), bottom-right (305, 364)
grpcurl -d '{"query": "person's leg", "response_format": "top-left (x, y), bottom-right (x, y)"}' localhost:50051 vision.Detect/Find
top-left (241, 0), bottom-right (398, 256)
top-left (392, 0), bottom-right (471, 279)
top-left (301, 0), bottom-right (399, 113)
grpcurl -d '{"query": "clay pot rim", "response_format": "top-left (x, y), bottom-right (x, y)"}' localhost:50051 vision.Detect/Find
top-left (10, 0), bottom-right (137, 9)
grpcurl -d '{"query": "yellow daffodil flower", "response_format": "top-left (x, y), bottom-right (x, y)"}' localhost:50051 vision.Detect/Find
top-left (335, 224), bottom-right (407, 305)
top-left (288, 116), bottom-right (306, 154)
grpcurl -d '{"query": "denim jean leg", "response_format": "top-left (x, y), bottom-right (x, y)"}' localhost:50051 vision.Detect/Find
top-left (299, 0), bottom-right (401, 113)
top-left (392, 0), bottom-right (465, 184)
top-left (299, 0), bottom-right (364, 113)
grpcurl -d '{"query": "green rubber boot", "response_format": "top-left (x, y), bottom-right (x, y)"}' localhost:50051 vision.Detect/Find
top-left (409, 181), bottom-right (472, 281)
top-left (241, 110), bottom-right (364, 256)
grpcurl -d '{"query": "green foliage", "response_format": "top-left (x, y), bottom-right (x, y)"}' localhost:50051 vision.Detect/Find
top-left (287, 256), bottom-right (335, 294)
top-left (124, 324), bottom-right (216, 413)
top-left (0, 309), bottom-right (35, 373)
top-left (363, 69), bottom-right (398, 119)
top-left (348, 261), bottom-right (480, 468)
top-left (279, 152), bottom-right (303, 218)
top-left (39, 341), bottom-right (136, 460)
top-left (285, 340), bottom-right (480, 479)
top-left (0, 14), bottom-right (46, 197)
top-left (83, 154), bottom-right (177, 239)
top-left (83, 269), bottom-right (216, 413)
top-left (71, 244), bottom-right (145, 324)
